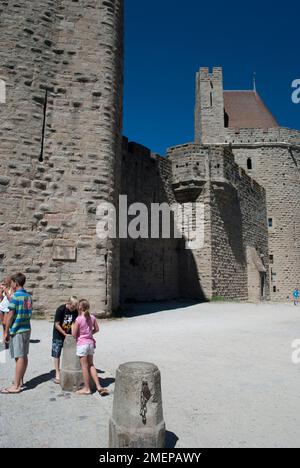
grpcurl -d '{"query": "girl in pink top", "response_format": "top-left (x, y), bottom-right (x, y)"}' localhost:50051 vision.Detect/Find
top-left (72, 299), bottom-right (108, 396)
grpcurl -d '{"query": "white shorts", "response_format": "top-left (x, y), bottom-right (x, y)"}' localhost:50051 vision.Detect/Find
top-left (0, 296), bottom-right (10, 313)
top-left (76, 343), bottom-right (95, 357)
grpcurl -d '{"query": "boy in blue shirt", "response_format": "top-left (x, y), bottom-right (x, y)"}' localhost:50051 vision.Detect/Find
top-left (293, 288), bottom-right (299, 306)
top-left (1, 273), bottom-right (32, 394)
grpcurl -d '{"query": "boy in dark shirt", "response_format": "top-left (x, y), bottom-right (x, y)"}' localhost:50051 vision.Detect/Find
top-left (51, 296), bottom-right (78, 384)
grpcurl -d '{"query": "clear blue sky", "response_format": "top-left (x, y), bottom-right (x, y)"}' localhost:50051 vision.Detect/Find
top-left (123, 0), bottom-right (300, 155)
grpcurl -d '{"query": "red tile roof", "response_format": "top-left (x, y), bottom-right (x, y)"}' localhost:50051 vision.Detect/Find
top-left (224, 91), bottom-right (279, 129)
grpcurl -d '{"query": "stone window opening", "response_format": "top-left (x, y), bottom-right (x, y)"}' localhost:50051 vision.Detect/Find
top-left (247, 158), bottom-right (253, 171)
top-left (105, 253), bottom-right (108, 306)
top-left (39, 89), bottom-right (48, 162)
top-left (273, 286), bottom-right (277, 293)
top-left (269, 254), bottom-right (274, 264)
top-left (224, 111), bottom-right (229, 128)
top-left (268, 218), bottom-right (274, 229)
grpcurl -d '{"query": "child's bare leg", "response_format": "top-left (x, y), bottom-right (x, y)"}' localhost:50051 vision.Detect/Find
top-left (0, 313), bottom-right (3, 343)
top-left (53, 358), bottom-right (60, 381)
top-left (77, 356), bottom-right (91, 395)
top-left (6, 357), bottom-right (27, 392)
top-left (88, 356), bottom-right (108, 394)
top-left (19, 355), bottom-right (28, 384)
top-left (2, 315), bottom-right (9, 349)
top-left (88, 355), bottom-right (102, 391)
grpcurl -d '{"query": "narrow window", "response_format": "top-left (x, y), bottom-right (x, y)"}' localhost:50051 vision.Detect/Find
top-left (268, 218), bottom-right (273, 229)
top-left (105, 252), bottom-right (108, 305)
top-left (247, 158), bottom-right (252, 170)
top-left (224, 111), bottom-right (229, 127)
top-left (269, 255), bottom-right (274, 264)
top-left (39, 89), bottom-right (48, 162)
top-left (273, 286), bottom-right (277, 293)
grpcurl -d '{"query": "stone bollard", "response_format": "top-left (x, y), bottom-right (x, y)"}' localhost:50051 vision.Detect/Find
top-left (109, 362), bottom-right (166, 448)
top-left (60, 335), bottom-right (84, 392)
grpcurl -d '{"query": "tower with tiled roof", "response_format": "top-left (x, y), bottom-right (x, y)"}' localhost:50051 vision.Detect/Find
top-left (194, 66), bottom-right (300, 302)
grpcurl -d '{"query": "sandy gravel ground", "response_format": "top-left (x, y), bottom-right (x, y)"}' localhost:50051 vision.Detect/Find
top-left (1, 301), bottom-right (300, 448)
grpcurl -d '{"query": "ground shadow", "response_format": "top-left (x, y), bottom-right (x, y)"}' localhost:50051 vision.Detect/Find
top-left (30, 339), bottom-right (41, 344)
top-left (24, 370), bottom-right (55, 391)
top-left (165, 431), bottom-right (179, 448)
top-left (99, 377), bottom-right (115, 389)
top-left (118, 300), bottom-right (204, 318)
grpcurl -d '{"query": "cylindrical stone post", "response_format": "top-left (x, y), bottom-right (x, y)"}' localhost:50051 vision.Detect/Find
top-left (109, 362), bottom-right (166, 448)
top-left (60, 336), bottom-right (84, 392)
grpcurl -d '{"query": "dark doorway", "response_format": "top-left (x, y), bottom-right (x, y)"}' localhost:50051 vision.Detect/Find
top-left (260, 273), bottom-right (266, 300)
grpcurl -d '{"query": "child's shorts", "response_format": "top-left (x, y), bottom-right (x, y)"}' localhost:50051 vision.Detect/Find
top-left (10, 331), bottom-right (31, 358)
top-left (51, 338), bottom-right (64, 359)
top-left (76, 343), bottom-right (95, 357)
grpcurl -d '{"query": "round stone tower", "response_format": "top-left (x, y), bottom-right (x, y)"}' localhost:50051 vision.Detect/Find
top-left (0, 0), bottom-right (124, 316)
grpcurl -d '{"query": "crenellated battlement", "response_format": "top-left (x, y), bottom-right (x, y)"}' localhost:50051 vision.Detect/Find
top-left (224, 127), bottom-right (300, 146)
top-left (198, 67), bottom-right (223, 81)
top-left (167, 143), bottom-right (262, 198)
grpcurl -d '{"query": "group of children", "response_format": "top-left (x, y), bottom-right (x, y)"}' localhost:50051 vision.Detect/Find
top-left (2, 272), bottom-right (299, 396)
top-left (0, 273), bottom-right (108, 396)
top-left (51, 296), bottom-right (108, 396)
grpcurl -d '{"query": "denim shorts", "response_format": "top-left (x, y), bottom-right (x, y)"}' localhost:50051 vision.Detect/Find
top-left (51, 338), bottom-right (64, 359)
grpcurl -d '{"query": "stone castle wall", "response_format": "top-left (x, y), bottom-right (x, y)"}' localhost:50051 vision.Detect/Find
top-left (0, 0), bottom-right (123, 317)
top-left (120, 139), bottom-right (180, 303)
top-left (232, 145), bottom-right (300, 301)
top-left (194, 65), bottom-right (300, 302)
top-left (224, 127), bottom-right (300, 146)
top-left (210, 148), bottom-right (269, 300)
top-left (168, 144), bottom-right (269, 301)
top-left (195, 67), bottom-right (225, 145)
top-left (120, 138), bottom-right (207, 304)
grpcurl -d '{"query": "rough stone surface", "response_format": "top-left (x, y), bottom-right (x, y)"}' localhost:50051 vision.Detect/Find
top-left (167, 144), bottom-right (269, 301)
top-left (232, 145), bottom-right (300, 302)
top-left (60, 335), bottom-right (83, 392)
top-left (0, 0), bottom-right (123, 317)
top-left (109, 362), bottom-right (165, 448)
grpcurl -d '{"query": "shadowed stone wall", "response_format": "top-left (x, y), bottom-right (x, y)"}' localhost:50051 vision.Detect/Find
top-left (120, 138), bottom-right (206, 304)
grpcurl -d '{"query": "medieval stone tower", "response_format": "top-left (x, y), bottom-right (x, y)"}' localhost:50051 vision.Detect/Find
top-left (0, 0), bottom-right (123, 316)
top-left (195, 67), bottom-right (300, 301)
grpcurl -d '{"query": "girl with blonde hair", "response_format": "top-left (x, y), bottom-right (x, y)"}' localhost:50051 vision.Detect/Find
top-left (72, 299), bottom-right (108, 396)
top-left (0, 277), bottom-right (13, 349)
